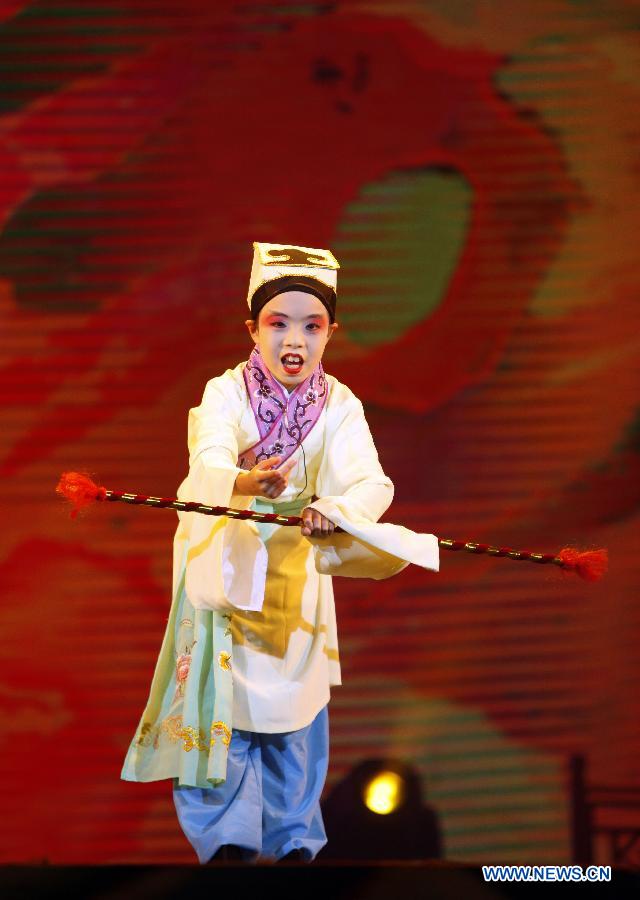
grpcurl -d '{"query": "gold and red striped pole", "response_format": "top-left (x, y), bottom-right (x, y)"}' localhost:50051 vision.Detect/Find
top-left (56, 472), bottom-right (608, 582)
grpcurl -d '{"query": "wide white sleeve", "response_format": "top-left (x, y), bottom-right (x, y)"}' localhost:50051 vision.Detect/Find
top-left (176, 374), bottom-right (268, 612)
top-left (312, 392), bottom-right (394, 523)
top-left (307, 389), bottom-right (439, 577)
top-left (185, 375), bottom-right (249, 507)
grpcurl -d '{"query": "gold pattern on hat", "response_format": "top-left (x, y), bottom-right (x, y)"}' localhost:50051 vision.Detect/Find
top-left (255, 242), bottom-right (339, 270)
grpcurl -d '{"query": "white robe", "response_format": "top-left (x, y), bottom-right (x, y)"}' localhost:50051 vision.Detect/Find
top-left (174, 362), bottom-right (439, 732)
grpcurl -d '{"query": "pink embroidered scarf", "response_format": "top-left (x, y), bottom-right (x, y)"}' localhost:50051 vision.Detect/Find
top-left (238, 345), bottom-right (328, 470)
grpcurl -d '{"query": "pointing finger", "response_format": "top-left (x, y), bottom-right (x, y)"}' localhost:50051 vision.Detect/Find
top-left (259, 456), bottom-right (281, 469)
top-left (276, 457), bottom-right (297, 474)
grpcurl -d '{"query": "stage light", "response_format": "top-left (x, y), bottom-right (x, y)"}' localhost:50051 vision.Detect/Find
top-left (320, 757), bottom-right (443, 860)
top-left (363, 770), bottom-right (405, 815)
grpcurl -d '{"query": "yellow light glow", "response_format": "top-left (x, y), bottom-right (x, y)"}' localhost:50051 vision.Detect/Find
top-left (363, 771), bottom-right (405, 815)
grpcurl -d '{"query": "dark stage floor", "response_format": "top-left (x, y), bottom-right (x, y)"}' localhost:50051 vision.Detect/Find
top-left (2, 862), bottom-right (638, 899)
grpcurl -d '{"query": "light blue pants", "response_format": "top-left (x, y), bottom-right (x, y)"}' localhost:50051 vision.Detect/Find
top-left (173, 704), bottom-right (329, 863)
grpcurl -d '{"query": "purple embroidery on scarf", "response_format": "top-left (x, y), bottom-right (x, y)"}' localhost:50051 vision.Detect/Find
top-left (238, 346), bottom-right (327, 470)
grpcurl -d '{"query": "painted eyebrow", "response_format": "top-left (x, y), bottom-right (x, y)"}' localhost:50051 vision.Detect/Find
top-left (266, 312), bottom-right (325, 319)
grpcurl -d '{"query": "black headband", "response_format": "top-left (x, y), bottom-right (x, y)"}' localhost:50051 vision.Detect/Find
top-left (250, 275), bottom-right (336, 324)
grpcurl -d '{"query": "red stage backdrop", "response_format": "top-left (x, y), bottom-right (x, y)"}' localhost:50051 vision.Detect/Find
top-left (1, 0), bottom-right (638, 865)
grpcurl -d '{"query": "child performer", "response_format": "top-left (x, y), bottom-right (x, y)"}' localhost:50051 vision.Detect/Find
top-left (121, 242), bottom-right (439, 863)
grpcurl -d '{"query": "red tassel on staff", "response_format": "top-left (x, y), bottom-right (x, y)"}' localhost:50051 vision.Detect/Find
top-left (556, 547), bottom-right (609, 583)
top-left (56, 471), bottom-right (608, 582)
top-left (56, 471), bottom-right (107, 518)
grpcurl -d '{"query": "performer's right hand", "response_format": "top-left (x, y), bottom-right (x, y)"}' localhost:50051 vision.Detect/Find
top-left (235, 455), bottom-right (296, 498)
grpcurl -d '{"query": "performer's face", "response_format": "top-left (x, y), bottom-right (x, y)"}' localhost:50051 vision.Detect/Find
top-left (245, 291), bottom-right (338, 390)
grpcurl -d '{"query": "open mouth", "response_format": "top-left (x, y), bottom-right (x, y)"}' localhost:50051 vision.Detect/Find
top-left (281, 353), bottom-right (304, 374)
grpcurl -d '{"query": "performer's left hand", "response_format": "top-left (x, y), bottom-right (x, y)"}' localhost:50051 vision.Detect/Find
top-left (300, 507), bottom-right (335, 538)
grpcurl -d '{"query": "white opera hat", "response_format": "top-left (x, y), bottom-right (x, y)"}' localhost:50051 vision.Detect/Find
top-left (247, 242), bottom-right (340, 323)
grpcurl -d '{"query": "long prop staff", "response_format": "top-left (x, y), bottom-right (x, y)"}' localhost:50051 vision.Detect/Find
top-left (56, 472), bottom-right (608, 583)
